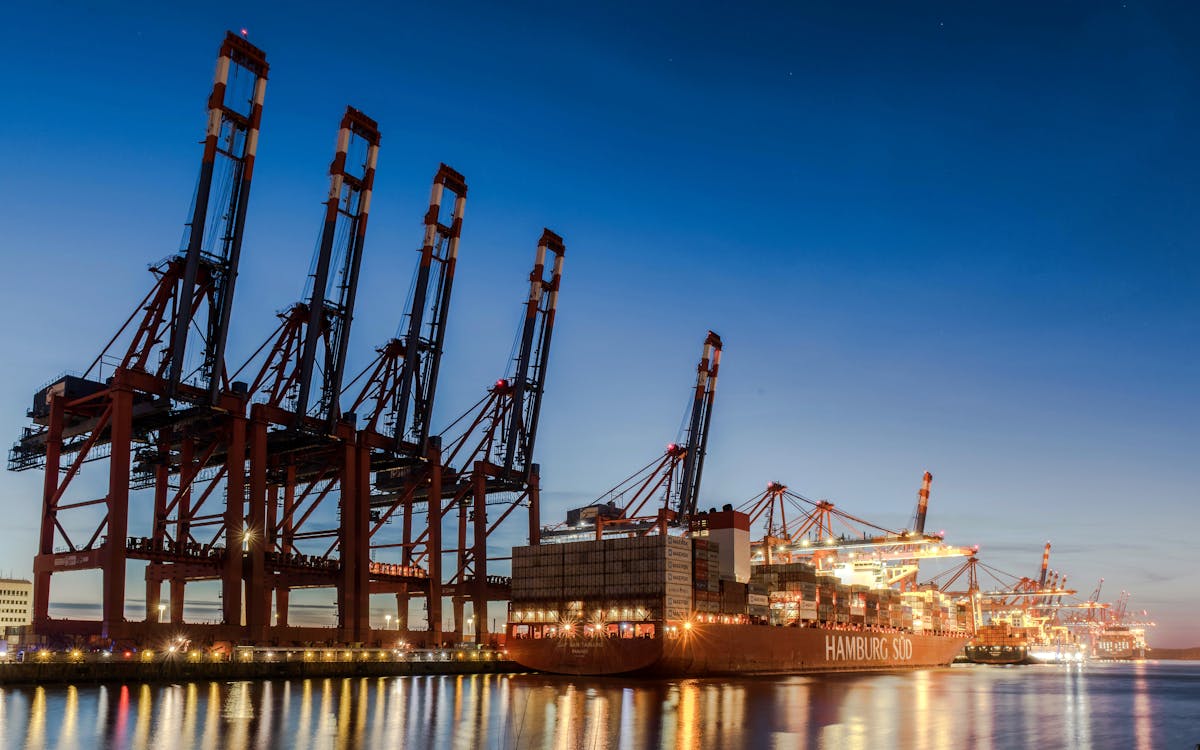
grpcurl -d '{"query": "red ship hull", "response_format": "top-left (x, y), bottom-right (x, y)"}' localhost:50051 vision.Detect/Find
top-left (507, 622), bottom-right (969, 677)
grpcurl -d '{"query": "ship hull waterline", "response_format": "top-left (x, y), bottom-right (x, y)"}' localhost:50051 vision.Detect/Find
top-left (507, 622), bottom-right (970, 677)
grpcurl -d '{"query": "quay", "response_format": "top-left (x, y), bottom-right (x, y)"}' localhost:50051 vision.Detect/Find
top-left (0, 647), bottom-right (520, 686)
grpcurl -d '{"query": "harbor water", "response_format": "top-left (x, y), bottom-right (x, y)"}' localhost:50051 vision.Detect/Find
top-left (0, 661), bottom-right (1194, 749)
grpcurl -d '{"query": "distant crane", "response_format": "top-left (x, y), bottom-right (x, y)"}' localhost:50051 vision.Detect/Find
top-left (1038, 542), bottom-right (1051, 588)
top-left (739, 471), bottom-right (973, 588)
top-left (911, 471), bottom-right (933, 534)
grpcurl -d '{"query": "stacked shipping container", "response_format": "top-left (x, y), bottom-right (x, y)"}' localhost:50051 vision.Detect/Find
top-left (512, 539), bottom-right (968, 634)
top-left (691, 538), bottom-right (722, 614)
top-left (748, 562), bottom-right (965, 632)
top-left (510, 535), bottom-right (693, 624)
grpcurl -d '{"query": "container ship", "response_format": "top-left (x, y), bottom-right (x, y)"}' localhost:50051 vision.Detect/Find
top-left (1093, 623), bottom-right (1147, 660)
top-left (506, 507), bottom-right (969, 676)
top-left (964, 617), bottom-right (1084, 665)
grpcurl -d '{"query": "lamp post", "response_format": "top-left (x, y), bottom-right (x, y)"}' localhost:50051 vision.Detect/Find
top-left (158, 603), bottom-right (166, 623)
top-left (385, 614), bottom-right (392, 631)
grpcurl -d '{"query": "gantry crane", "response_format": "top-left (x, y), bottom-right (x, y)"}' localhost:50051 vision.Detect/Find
top-left (924, 550), bottom-right (1076, 633)
top-left (342, 164), bottom-right (466, 646)
top-left (358, 229), bottom-right (563, 645)
top-left (430, 229), bottom-right (564, 644)
top-left (233, 107), bottom-right (380, 642)
top-left (9, 33), bottom-right (269, 643)
top-left (737, 472), bottom-right (974, 588)
top-left (7, 33), bottom-right (572, 651)
top-left (923, 554), bottom-right (983, 630)
top-left (1113, 590), bottom-right (1130, 623)
top-left (550, 332), bottom-right (722, 540)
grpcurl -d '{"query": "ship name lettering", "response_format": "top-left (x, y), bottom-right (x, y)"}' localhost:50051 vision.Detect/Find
top-left (824, 635), bottom-right (894, 661)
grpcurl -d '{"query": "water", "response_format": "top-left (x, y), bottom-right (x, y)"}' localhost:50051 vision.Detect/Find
top-left (0, 662), bottom-right (1195, 749)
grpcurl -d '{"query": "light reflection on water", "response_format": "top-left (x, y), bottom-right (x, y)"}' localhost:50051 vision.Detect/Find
top-left (0, 662), bottom-right (1195, 749)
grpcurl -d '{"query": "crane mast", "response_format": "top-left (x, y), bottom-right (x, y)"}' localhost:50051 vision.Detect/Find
top-left (347, 165), bottom-right (466, 454)
top-left (559, 331), bottom-right (723, 542)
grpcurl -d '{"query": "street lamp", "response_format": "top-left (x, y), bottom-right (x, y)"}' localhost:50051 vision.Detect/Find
top-left (158, 603), bottom-right (166, 623)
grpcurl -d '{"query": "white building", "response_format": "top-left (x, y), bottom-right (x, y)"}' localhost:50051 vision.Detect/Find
top-left (0, 579), bottom-right (32, 628)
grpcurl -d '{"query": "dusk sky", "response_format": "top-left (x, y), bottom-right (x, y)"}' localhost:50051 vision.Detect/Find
top-left (0, 2), bottom-right (1196, 646)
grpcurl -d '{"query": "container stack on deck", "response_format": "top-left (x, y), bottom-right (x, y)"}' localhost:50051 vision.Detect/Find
top-left (509, 535), bottom-right (694, 628)
top-left (737, 561), bottom-right (964, 631)
top-left (899, 590), bottom-right (960, 632)
top-left (510, 501), bottom-right (975, 643)
top-left (512, 533), bottom-right (969, 635)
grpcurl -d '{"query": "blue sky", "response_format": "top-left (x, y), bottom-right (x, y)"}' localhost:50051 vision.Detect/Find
top-left (0, 1), bottom-right (1196, 646)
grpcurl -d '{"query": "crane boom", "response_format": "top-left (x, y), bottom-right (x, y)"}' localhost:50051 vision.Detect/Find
top-left (913, 471), bottom-right (932, 533)
top-left (293, 108), bottom-right (380, 430)
top-left (241, 108), bottom-right (381, 429)
top-left (677, 331), bottom-right (722, 519)
top-left (1038, 541), bottom-right (1051, 588)
top-left (345, 166), bottom-right (466, 454)
top-left (501, 229), bottom-right (565, 478)
top-left (392, 166), bottom-right (467, 452)
top-left (169, 33), bottom-right (269, 401)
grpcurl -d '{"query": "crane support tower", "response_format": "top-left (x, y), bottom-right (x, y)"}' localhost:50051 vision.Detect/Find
top-left (8, 33), bottom-right (269, 644)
